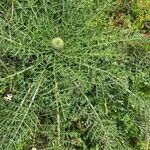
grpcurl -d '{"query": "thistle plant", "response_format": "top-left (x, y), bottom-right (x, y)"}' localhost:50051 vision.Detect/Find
top-left (0, 0), bottom-right (150, 150)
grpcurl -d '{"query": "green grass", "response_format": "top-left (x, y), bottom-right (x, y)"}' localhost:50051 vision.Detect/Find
top-left (0, 0), bottom-right (150, 150)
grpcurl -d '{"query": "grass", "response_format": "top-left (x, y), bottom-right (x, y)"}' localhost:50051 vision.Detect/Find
top-left (0, 0), bottom-right (150, 150)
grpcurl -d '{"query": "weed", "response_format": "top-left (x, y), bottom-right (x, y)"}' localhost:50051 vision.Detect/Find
top-left (0, 0), bottom-right (150, 150)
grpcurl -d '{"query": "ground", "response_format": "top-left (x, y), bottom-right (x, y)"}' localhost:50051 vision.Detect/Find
top-left (0, 0), bottom-right (150, 150)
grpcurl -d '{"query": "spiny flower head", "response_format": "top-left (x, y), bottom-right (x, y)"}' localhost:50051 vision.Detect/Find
top-left (51, 37), bottom-right (64, 50)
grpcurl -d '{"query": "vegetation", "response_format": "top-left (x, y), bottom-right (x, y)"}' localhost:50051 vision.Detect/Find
top-left (0, 0), bottom-right (150, 149)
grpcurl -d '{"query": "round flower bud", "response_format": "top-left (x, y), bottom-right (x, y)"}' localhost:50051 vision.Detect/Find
top-left (51, 37), bottom-right (64, 50)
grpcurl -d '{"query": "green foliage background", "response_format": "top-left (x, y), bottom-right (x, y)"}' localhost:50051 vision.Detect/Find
top-left (0, 0), bottom-right (150, 149)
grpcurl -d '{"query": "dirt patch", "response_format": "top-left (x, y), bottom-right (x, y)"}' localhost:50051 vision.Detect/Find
top-left (111, 3), bottom-right (130, 28)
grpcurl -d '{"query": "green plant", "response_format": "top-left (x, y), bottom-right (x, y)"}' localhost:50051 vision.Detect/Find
top-left (0, 0), bottom-right (150, 150)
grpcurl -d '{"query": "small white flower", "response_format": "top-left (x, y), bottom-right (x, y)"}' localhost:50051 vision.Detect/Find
top-left (51, 37), bottom-right (64, 50)
top-left (113, 62), bottom-right (117, 65)
top-left (31, 148), bottom-right (37, 150)
top-left (4, 94), bottom-right (12, 101)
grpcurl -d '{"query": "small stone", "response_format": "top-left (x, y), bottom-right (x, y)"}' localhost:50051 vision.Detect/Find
top-left (51, 37), bottom-right (64, 50)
